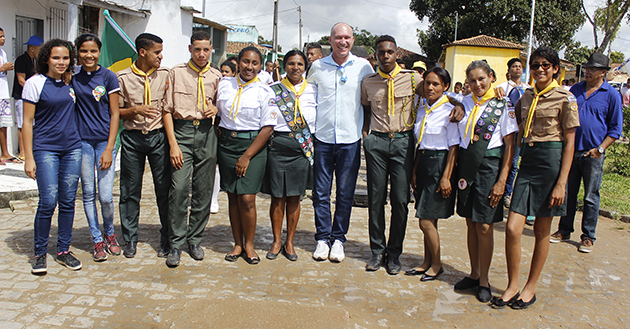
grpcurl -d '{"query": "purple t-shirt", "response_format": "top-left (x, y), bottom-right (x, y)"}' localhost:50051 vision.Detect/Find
top-left (22, 74), bottom-right (81, 152)
top-left (73, 66), bottom-right (120, 141)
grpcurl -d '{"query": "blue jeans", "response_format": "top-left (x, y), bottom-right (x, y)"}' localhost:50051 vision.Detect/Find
top-left (33, 148), bottom-right (82, 256)
top-left (312, 139), bottom-right (361, 243)
top-left (81, 140), bottom-right (116, 244)
top-left (559, 151), bottom-right (605, 241)
top-left (504, 138), bottom-right (520, 197)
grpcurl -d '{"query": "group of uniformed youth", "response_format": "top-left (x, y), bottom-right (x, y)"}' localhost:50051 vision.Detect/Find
top-left (22, 20), bottom-right (600, 310)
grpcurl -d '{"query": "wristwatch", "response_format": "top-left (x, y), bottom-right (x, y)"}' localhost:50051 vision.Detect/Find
top-left (597, 146), bottom-right (605, 154)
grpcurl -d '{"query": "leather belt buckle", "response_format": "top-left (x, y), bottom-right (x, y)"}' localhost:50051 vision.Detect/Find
top-left (193, 120), bottom-right (200, 126)
top-left (529, 142), bottom-right (534, 147)
top-left (388, 132), bottom-right (395, 138)
top-left (421, 150), bottom-right (425, 155)
top-left (142, 130), bottom-right (148, 135)
top-left (231, 131), bottom-right (237, 137)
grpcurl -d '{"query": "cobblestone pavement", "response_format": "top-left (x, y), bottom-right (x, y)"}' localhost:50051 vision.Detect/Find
top-left (1, 165), bottom-right (629, 328)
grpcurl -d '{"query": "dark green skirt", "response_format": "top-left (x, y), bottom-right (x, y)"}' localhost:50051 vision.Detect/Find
top-left (456, 155), bottom-right (504, 224)
top-left (415, 151), bottom-right (456, 219)
top-left (217, 129), bottom-right (267, 195)
top-left (510, 144), bottom-right (566, 217)
top-left (262, 133), bottom-right (312, 197)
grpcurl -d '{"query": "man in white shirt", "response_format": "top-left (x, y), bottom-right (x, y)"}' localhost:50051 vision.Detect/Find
top-left (307, 22), bottom-right (374, 262)
top-left (496, 58), bottom-right (530, 208)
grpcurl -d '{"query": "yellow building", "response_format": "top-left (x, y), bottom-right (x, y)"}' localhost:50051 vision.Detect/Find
top-left (439, 35), bottom-right (525, 91)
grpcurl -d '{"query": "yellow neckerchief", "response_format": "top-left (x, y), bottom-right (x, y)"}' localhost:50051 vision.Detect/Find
top-left (524, 80), bottom-right (560, 138)
top-left (465, 84), bottom-right (495, 143)
top-left (131, 62), bottom-right (157, 105)
top-left (230, 75), bottom-right (260, 120)
top-left (281, 76), bottom-right (308, 124)
top-left (187, 60), bottom-right (211, 112)
top-left (416, 94), bottom-right (450, 148)
top-left (377, 63), bottom-right (402, 116)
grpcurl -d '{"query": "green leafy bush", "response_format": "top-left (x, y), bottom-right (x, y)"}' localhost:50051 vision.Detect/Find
top-left (606, 105), bottom-right (630, 177)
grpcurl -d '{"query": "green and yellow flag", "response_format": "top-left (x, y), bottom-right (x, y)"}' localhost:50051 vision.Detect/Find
top-left (99, 10), bottom-right (137, 72)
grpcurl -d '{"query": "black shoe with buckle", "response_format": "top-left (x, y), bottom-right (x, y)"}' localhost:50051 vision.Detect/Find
top-left (365, 253), bottom-right (385, 271)
top-left (123, 241), bottom-right (137, 258)
top-left (166, 248), bottom-right (181, 267)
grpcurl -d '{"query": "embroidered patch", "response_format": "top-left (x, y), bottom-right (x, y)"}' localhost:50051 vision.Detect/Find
top-left (481, 113), bottom-right (489, 119)
top-left (269, 98), bottom-right (276, 106)
top-left (489, 99), bottom-right (497, 106)
top-left (571, 102), bottom-right (578, 111)
top-left (270, 111), bottom-right (278, 119)
top-left (475, 127), bottom-right (483, 134)
top-left (477, 119), bottom-right (485, 126)
top-left (473, 135), bottom-right (480, 142)
top-left (292, 125), bottom-right (299, 131)
top-left (165, 80), bottom-right (169, 91)
top-left (69, 88), bottom-right (76, 102)
top-left (485, 108), bottom-right (492, 113)
top-left (92, 85), bottom-right (106, 102)
top-left (286, 102), bottom-right (294, 108)
top-left (508, 111), bottom-right (516, 118)
top-left (487, 125), bottom-right (495, 132)
top-left (494, 109), bottom-right (502, 116)
top-left (567, 94), bottom-right (577, 102)
top-left (496, 101), bottom-right (504, 108)
top-left (484, 133), bottom-right (492, 140)
top-left (491, 117), bottom-right (498, 124)
top-left (458, 178), bottom-right (468, 190)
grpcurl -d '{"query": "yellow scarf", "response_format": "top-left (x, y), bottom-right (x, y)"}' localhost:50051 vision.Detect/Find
top-left (230, 75), bottom-right (260, 120)
top-left (377, 63), bottom-right (402, 116)
top-left (465, 84), bottom-right (495, 143)
top-left (416, 94), bottom-right (450, 148)
top-left (131, 62), bottom-right (157, 105)
top-left (524, 80), bottom-right (560, 138)
top-left (187, 60), bottom-right (211, 113)
top-left (281, 77), bottom-right (308, 124)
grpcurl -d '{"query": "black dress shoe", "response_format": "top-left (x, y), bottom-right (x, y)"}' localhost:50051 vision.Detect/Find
top-left (454, 277), bottom-right (480, 291)
top-left (224, 253), bottom-right (240, 262)
top-left (281, 245), bottom-right (298, 261)
top-left (157, 241), bottom-right (170, 258)
top-left (420, 267), bottom-right (444, 282)
top-left (242, 252), bottom-right (260, 265)
top-left (166, 248), bottom-right (181, 267)
top-left (386, 256), bottom-right (401, 275)
top-left (490, 292), bottom-right (520, 309)
top-left (510, 294), bottom-right (536, 310)
top-left (266, 246), bottom-right (281, 260)
top-left (188, 244), bottom-right (204, 261)
top-left (404, 268), bottom-right (426, 276)
top-left (477, 285), bottom-right (492, 303)
top-left (123, 241), bottom-right (137, 258)
top-left (365, 253), bottom-right (384, 271)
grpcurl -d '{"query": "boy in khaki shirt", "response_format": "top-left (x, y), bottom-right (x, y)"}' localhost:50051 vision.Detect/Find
top-left (117, 33), bottom-right (170, 258)
top-left (162, 31), bottom-right (221, 267)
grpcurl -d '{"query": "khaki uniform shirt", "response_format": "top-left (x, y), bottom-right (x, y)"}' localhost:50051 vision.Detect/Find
top-left (163, 63), bottom-right (222, 120)
top-left (117, 66), bottom-right (170, 132)
top-left (515, 87), bottom-right (580, 143)
top-left (361, 69), bottom-right (420, 133)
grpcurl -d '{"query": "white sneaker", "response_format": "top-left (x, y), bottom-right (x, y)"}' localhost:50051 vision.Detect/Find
top-left (329, 240), bottom-right (345, 263)
top-left (210, 203), bottom-right (219, 214)
top-left (312, 240), bottom-right (330, 261)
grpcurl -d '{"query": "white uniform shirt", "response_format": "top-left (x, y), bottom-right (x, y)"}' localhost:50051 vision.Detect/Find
top-left (270, 80), bottom-right (318, 133)
top-left (458, 94), bottom-right (518, 150)
top-left (217, 77), bottom-right (277, 131)
top-left (258, 70), bottom-right (274, 85)
top-left (0, 49), bottom-right (9, 99)
top-left (414, 95), bottom-right (460, 150)
top-left (497, 80), bottom-right (530, 101)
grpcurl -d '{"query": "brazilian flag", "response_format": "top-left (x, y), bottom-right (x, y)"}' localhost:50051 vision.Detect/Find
top-left (99, 10), bottom-right (137, 72)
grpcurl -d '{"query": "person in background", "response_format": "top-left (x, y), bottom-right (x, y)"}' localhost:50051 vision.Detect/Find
top-left (550, 53), bottom-right (623, 253)
top-left (220, 60), bottom-right (236, 78)
top-left (308, 22), bottom-right (374, 263)
top-left (412, 60), bottom-right (426, 76)
top-left (454, 82), bottom-right (462, 94)
top-left (73, 33), bottom-right (122, 262)
top-left (622, 77), bottom-right (630, 107)
top-left (23, 39), bottom-right (82, 274)
top-left (117, 33), bottom-right (171, 259)
top-left (305, 42), bottom-right (323, 76)
top-left (0, 27), bottom-right (17, 164)
top-left (396, 59), bottom-right (406, 69)
top-left (462, 80), bottom-right (472, 96)
top-left (12, 35), bottom-right (43, 162)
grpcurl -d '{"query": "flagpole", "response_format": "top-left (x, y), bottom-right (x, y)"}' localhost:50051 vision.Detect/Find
top-left (525, 0), bottom-right (535, 83)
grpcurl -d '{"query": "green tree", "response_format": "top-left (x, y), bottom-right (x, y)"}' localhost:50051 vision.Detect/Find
top-left (564, 42), bottom-right (593, 64)
top-left (582, 0), bottom-right (630, 53)
top-left (410, 0), bottom-right (585, 61)
top-left (258, 35), bottom-right (282, 52)
top-left (610, 50), bottom-right (626, 63)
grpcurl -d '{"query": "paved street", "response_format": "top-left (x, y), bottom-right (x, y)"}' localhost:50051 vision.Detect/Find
top-left (0, 163), bottom-right (629, 328)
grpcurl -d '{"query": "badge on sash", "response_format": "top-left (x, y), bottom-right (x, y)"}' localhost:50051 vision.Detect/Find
top-left (458, 178), bottom-right (468, 190)
top-left (508, 111), bottom-right (515, 118)
top-left (484, 133), bottom-right (491, 140)
top-left (481, 113), bottom-right (489, 119)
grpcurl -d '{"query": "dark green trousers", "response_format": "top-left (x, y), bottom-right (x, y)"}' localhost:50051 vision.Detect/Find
top-left (168, 121), bottom-right (217, 249)
top-left (363, 131), bottom-right (415, 258)
top-left (119, 129), bottom-right (170, 244)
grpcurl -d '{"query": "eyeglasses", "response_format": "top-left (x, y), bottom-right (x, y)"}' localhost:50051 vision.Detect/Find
top-left (530, 62), bottom-right (552, 70)
top-left (337, 66), bottom-right (347, 83)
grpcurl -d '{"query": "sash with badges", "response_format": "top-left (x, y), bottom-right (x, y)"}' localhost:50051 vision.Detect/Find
top-left (270, 83), bottom-right (314, 165)
top-left (457, 98), bottom-right (508, 198)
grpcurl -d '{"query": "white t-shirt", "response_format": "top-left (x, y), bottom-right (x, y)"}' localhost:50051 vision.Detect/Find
top-left (0, 49), bottom-right (10, 99)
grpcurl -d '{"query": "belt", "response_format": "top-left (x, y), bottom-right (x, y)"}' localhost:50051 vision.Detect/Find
top-left (220, 129), bottom-right (259, 139)
top-left (525, 141), bottom-right (563, 149)
top-left (174, 119), bottom-right (213, 127)
top-left (127, 128), bottom-right (163, 135)
top-left (371, 130), bottom-right (413, 139)
top-left (273, 132), bottom-right (294, 137)
top-left (460, 146), bottom-right (502, 158)
top-left (418, 149), bottom-right (448, 156)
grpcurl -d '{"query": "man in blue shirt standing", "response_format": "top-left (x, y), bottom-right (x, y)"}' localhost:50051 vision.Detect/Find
top-left (307, 22), bottom-right (374, 262)
top-left (550, 53), bottom-right (623, 253)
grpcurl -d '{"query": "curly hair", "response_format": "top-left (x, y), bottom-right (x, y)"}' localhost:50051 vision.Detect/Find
top-left (36, 39), bottom-right (76, 75)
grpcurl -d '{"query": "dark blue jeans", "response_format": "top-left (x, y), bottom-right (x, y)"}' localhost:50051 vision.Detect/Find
top-left (312, 139), bottom-right (361, 243)
top-left (504, 138), bottom-right (521, 197)
top-left (33, 148), bottom-right (82, 256)
top-left (559, 151), bottom-right (605, 241)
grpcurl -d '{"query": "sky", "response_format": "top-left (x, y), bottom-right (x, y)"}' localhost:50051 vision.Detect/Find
top-left (183, 0), bottom-right (630, 59)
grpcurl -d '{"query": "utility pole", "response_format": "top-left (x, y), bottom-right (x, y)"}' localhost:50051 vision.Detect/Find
top-left (202, 0), bottom-right (206, 17)
top-left (273, 0), bottom-right (279, 61)
top-left (454, 11), bottom-right (458, 42)
top-left (525, 0), bottom-right (536, 84)
top-left (299, 6), bottom-right (303, 51)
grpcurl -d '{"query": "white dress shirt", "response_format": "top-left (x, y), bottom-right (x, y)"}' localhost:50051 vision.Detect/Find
top-left (270, 80), bottom-right (318, 133)
top-left (458, 94), bottom-right (518, 150)
top-left (217, 77), bottom-right (277, 131)
top-left (414, 95), bottom-right (460, 150)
